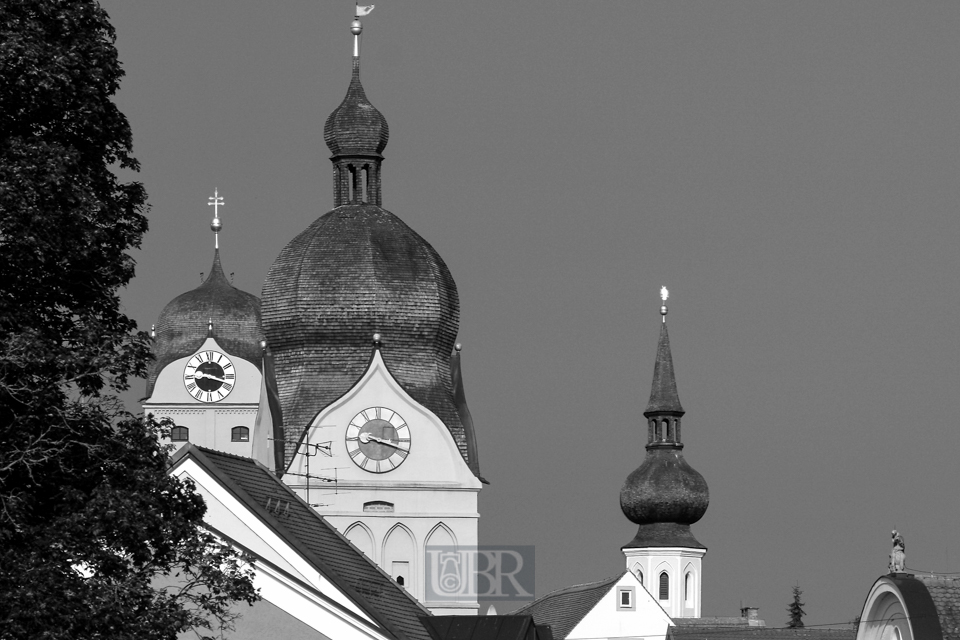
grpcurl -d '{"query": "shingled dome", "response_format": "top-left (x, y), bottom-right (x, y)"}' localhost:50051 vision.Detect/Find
top-left (147, 250), bottom-right (262, 397)
top-left (262, 54), bottom-right (479, 478)
top-left (620, 320), bottom-right (709, 549)
top-left (323, 58), bottom-right (388, 157)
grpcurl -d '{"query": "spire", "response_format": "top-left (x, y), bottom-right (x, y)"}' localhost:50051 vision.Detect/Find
top-left (646, 322), bottom-right (684, 414)
top-left (324, 13), bottom-right (388, 207)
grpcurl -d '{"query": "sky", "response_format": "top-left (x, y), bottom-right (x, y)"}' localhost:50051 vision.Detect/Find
top-left (101, 0), bottom-right (960, 627)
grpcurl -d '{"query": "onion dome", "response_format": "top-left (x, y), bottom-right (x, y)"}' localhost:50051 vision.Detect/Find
top-left (620, 302), bottom-right (709, 549)
top-left (323, 57), bottom-right (388, 158)
top-left (261, 33), bottom-right (479, 477)
top-left (146, 250), bottom-right (262, 396)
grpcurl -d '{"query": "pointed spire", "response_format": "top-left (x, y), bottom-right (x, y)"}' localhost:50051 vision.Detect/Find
top-left (645, 321), bottom-right (684, 414)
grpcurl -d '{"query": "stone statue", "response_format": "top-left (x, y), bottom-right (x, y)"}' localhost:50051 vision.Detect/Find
top-left (889, 530), bottom-right (905, 573)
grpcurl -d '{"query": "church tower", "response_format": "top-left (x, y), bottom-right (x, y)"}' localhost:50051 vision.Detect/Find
top-left (620, 289), bottom-right (709, 618)
top-left (144, 195), bottom-right (264, 458)
top-left (259, 15), bottom-right (483, 615)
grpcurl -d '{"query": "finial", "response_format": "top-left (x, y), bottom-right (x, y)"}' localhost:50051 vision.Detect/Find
top-left (352, 5), bottom-right (374, 57)
top-left (455, 342), bottom-right (462, 353)
top-left (150, 324), bottom-right (155, 339)
top-left (889, 529), bottom-right (906, 573)
top-left (208, 189), bottom-right (224, 250)
top-left (660, 286), bottom-right (669, 322)
top-left (372, 332), bottom-right (382, 347)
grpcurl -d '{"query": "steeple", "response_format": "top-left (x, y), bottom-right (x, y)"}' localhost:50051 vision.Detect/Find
top-left (323, 16), bottom-right (389, 207)
top-left (619, 290), bottom-right (709, 617)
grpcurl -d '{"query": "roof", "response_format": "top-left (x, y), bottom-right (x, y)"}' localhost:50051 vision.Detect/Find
top-left (511, 574), bottom-right (621, 640)
top-left (916, 576), bottom-right (960, 640)
top-left (171, 445), bottom-right (432, 640)
top-left (646, 322), bottom-right (684, 414)
top-left (421, 616), bottom-right (553, 640)
top-left (669, 627), bottom-right (857, 640)
top-left (261, 204), bottom-right (476, 475)
top-left (324, 56), bottom-right (388, 157)
top-left (148, 250), bottom-right (262, 396)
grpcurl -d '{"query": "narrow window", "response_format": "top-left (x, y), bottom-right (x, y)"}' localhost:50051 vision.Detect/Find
top-left (659, 572), bottom-right (669, 600)
top-left (396, 575), bottom-right (405, 586)
top-left (170, 426), bottom-right (189, 442)
top-left (231, 426), bottom-right (250, 442)
top-left (685, 572), bottom-right (692, 603)
top-left (361, 165), bottom-right (369, 203)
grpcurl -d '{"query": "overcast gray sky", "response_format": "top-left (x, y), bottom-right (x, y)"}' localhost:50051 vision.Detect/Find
top-left (103, 1), bottom-right (960, 626)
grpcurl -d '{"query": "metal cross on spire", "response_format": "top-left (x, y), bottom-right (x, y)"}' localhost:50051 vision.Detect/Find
top-left (208, 189), bottom-right (224, 249)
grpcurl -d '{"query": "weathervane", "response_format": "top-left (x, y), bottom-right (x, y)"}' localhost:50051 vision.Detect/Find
top-left (352, 4), bottom-right (374, 57)
top-left (660, 286), bottom-right (669, 321)
top-left (208, 188), bottom-right (224, 249)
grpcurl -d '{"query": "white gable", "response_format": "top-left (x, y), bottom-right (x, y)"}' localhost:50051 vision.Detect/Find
top-left (171, 457), bottom-right (392, 640)
top-left (567, 572), bottom-right (673, 640)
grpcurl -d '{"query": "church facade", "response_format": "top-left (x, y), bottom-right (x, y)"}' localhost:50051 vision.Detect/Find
top-left (144, 16), bottom-right (482, 616)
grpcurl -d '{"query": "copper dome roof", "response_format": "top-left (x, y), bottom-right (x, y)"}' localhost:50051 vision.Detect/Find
top-left (147, 251), bottom-right (262, 397)
top-left (261, 203), bottom-right (476, 473)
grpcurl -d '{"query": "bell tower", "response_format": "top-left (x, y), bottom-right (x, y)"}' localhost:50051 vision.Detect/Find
top-left (620, 288), bottom-right (709, 618)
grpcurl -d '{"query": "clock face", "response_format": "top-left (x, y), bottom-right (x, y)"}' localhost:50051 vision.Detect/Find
top-left (345, 407), bottom-right (411, 473)
top-left (183, 350), bottom-right (235, 403)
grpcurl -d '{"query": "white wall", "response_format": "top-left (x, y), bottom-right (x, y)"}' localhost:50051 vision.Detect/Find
top-left (623, 547), bottom-right (705, 618)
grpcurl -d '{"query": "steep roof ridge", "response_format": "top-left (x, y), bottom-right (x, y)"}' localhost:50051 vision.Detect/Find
top-left (171, 445), bottom-right (432, 640)
top-left (511, 574), bottom-right (623, 639)
top-left (646, 321), bottom-right (684, 414)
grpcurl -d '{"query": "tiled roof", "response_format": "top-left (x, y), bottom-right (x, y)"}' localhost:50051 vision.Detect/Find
top-left (917, 576), bottom-right (960, 640)
top-left (148, 250), bottom-right (262, 396)
top-left (175, 445), bottom-right (432, 640)
top-left (261, 204), bottom-right (474, 474)
top-left (422, 616), bottom-right (553, 640)
top-left (646, 322), bottom-right (684, 414)
top-left (511, 574), bottom-right (621, 640)
top-left (669, 627), bottom-right (857, 640)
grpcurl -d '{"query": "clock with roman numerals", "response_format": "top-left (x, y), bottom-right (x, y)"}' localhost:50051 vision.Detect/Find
top-left (345, 407), bottom-right (411, 473)
top-left (183, 350), bottom-right (236, 403)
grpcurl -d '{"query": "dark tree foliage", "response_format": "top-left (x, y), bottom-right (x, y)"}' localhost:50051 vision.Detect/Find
top-left (0, 1), bottom-right (257, 638)
top-left (787, 585), bottom-right (806, 628)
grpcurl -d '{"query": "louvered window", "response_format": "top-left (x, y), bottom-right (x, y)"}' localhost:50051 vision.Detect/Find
top-left (659, 572), bottom-right (669, 600)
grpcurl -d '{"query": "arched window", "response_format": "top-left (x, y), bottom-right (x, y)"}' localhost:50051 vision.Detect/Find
top-left (170, 426), bottom-right (189, 442)
top-left (231, 426), bottom-right (250, 442)
top-left (659, 572), bottom-right (669, 600)
top-left (685, 572), bottom-right (692, 602)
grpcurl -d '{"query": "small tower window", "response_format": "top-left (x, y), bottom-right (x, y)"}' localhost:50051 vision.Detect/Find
top-left (685, 572), bottom-right (692, 603)
top-left (659, 572), bottom-right (669, 600)
top-left (170, 426), bottom-right (189, 442)
top-left (231, 426), bottom-right (250, 442)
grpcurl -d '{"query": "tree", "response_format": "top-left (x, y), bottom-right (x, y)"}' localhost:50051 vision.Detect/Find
top-left (786, 584), bottom-right (806, 628)
top-left (0, 2), bottom-right (258, 638)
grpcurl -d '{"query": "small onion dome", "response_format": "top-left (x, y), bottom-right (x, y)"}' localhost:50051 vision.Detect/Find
top-left (146, 250), bottom-right (262, 397)
top-left (620, 449), bottom-right (709, 548)
top-left (323, 58), bottom-right (389, 157)
top-left (261, 203), bottom-right (479, 476)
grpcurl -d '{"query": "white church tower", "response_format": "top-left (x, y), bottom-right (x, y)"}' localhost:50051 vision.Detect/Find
top-left (143, 196), bottom-right (264, 459)
top-left (619, 290), bottom-right (709, 618)
top-left (256, 15), bottom-right (485, 616)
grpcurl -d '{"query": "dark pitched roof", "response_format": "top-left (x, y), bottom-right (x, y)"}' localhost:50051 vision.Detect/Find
top-left (450, 346), bottom-right (483, 480)
top-left (669, 627), bottom-right (857, 640)
top-left (646, 322), bottom-right (684, 414)
top-left (171, 445), bottom-right (432, 640)
top-left (261, 204), bottom-right (476, 476)
top-left (511, 574), bottom-right (621, 639)
top-left (421, 616), bottom-right (553, 640)
top-left (148, 249), bottom-right (262, 396)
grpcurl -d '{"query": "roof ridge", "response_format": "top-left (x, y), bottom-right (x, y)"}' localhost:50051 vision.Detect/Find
top-left (514, 572), bottom-right (623, 611)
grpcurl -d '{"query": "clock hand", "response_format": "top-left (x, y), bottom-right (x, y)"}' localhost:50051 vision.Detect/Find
top-left (194, 371), bottom-right (227, 383)
top-left (358, 433), bottom-right (402, 448)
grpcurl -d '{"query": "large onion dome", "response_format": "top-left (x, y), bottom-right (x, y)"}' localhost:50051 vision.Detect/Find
top-left (147, 250), bottom-right (262, 396)
top-left (261, 47), bottom-right (480, 478)
top-left (620, 311), bottom-right (709, 549)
